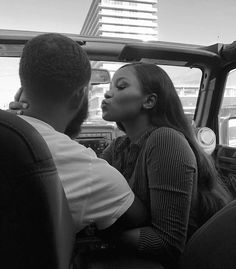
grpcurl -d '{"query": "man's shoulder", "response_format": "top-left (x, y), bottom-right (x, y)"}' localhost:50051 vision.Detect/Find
top-left (19, 115), bottom-right (55, 132)
top-left (19, 115), bottom-right (96, 157)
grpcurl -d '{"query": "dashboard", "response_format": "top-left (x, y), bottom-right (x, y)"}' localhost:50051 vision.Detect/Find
top-left (75, 123), bottom-right (124, 157)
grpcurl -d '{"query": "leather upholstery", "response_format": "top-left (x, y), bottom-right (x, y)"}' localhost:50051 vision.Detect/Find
top-left (0, 109), bottom-right (75, 269)
top-left (179, 200), bottom-right (236, 269)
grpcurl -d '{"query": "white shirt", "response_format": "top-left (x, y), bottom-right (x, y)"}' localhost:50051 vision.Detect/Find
top-left (20, 115), bottom-right (134, 232)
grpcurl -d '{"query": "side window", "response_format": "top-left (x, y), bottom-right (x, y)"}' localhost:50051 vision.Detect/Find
top-left (0, 57), bottom-right (20, 110)
top-left (219, 69), bottom-right (236, 147)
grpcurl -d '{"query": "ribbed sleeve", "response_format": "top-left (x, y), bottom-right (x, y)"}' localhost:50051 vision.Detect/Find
top-left (137, 128), bottom-right (197, 259)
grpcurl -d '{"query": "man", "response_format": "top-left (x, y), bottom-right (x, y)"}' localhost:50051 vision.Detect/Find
top-left (15, 33), bottom-right (145, 233)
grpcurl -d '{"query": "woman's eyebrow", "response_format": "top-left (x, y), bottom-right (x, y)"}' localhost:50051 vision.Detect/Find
top-left (115, 77), bottom-right (128, 83)
top-left (111, 76), bottom-right (128, 86)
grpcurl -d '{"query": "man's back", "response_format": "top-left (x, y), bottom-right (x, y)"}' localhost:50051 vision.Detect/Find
top-left (20, 115), bottom-right (134, 232)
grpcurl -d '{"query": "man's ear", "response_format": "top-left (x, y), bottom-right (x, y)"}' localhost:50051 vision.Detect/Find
top-left (69, 86), bottom-right (88, 110)
top-left (143, 93), bottom-right (157, 110)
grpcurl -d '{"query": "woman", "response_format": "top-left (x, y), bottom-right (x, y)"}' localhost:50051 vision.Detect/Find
top-left (100, 62), bottom-right (232, 266)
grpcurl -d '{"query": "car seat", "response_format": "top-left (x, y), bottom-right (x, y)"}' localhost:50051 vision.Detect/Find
top-left (0, 109), bottom-right (75, 269)
top-left (179, 199), bottom-right (236, 269)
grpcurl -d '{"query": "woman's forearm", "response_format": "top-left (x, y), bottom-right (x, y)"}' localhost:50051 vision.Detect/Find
top-left (114, 228), bottom-right (141, 249)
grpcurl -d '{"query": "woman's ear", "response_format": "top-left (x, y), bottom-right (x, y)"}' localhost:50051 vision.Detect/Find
top-left (143, 93), bottom-right (157, 110)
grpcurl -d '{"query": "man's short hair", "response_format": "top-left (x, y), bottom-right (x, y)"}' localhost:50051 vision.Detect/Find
top-left (19, 33), bottom-right (91, 102)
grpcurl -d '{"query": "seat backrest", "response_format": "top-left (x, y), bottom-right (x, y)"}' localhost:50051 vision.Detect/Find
top-left (0, 110), bottom-right (75, 269)
top-left (179, 199), bottom-right (236, 269)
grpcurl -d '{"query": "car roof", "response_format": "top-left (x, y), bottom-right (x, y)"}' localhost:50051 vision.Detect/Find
top-left (0, 28), bottom-right (228, 68)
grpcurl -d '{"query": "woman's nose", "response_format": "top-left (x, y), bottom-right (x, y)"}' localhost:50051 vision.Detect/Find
top-left (104, 90), bottom-right (113, 98)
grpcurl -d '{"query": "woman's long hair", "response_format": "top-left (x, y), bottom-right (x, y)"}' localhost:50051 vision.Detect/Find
top-left (117, 62), bottom-right (232, 225)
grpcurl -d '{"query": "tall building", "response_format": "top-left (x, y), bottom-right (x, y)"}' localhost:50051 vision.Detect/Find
top-left (80, 0), bottom-right (158, 41)
top-left (81, 0), bottom-right (158, 121)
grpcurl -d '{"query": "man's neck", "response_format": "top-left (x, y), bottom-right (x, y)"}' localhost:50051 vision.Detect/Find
top-left (19, 93), bottom-right (73, 133)
top-left (22, 108), bottom-right (68, 133)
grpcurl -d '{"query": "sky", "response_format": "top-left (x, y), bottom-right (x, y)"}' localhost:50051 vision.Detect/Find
top-left (1, 0), bottom-right (236, 45)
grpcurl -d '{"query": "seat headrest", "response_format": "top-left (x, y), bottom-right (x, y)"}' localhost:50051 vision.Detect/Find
top-left (0, 109), bottom-right (75, 269)
top-left (0, 109), bottom-right (52, 166)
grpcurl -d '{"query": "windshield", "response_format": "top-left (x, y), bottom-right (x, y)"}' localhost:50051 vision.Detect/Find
top-left (88, 62), bottom-right (201, 123)
top-left (0, 58), bottom-right (201, 124)
top-left (0, 0), bottom-right (235, 124)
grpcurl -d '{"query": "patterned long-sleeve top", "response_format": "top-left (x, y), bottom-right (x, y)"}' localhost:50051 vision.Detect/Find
top-left (101, 126), bottom-right (199, 264)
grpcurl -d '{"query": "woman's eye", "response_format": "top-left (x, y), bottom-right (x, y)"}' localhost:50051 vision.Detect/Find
top-left (117, 84), bottom-right (126, 90)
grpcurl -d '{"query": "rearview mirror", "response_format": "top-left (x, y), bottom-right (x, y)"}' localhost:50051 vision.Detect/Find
top-left (90, 69), bottom-right (110, 85)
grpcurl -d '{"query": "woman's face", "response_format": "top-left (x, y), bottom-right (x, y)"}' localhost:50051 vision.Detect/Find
top-left (101, 66), bottom-right (146, 122)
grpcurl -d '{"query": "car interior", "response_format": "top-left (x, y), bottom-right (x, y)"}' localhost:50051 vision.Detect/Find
top-left (1, 29), bottom-right (236, 268)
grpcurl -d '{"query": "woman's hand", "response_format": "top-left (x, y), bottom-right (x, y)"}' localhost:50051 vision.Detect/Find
top-left (8, 101), bottom-right (28, 115)
top-left (7, 88), bottom-right (29, 115)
